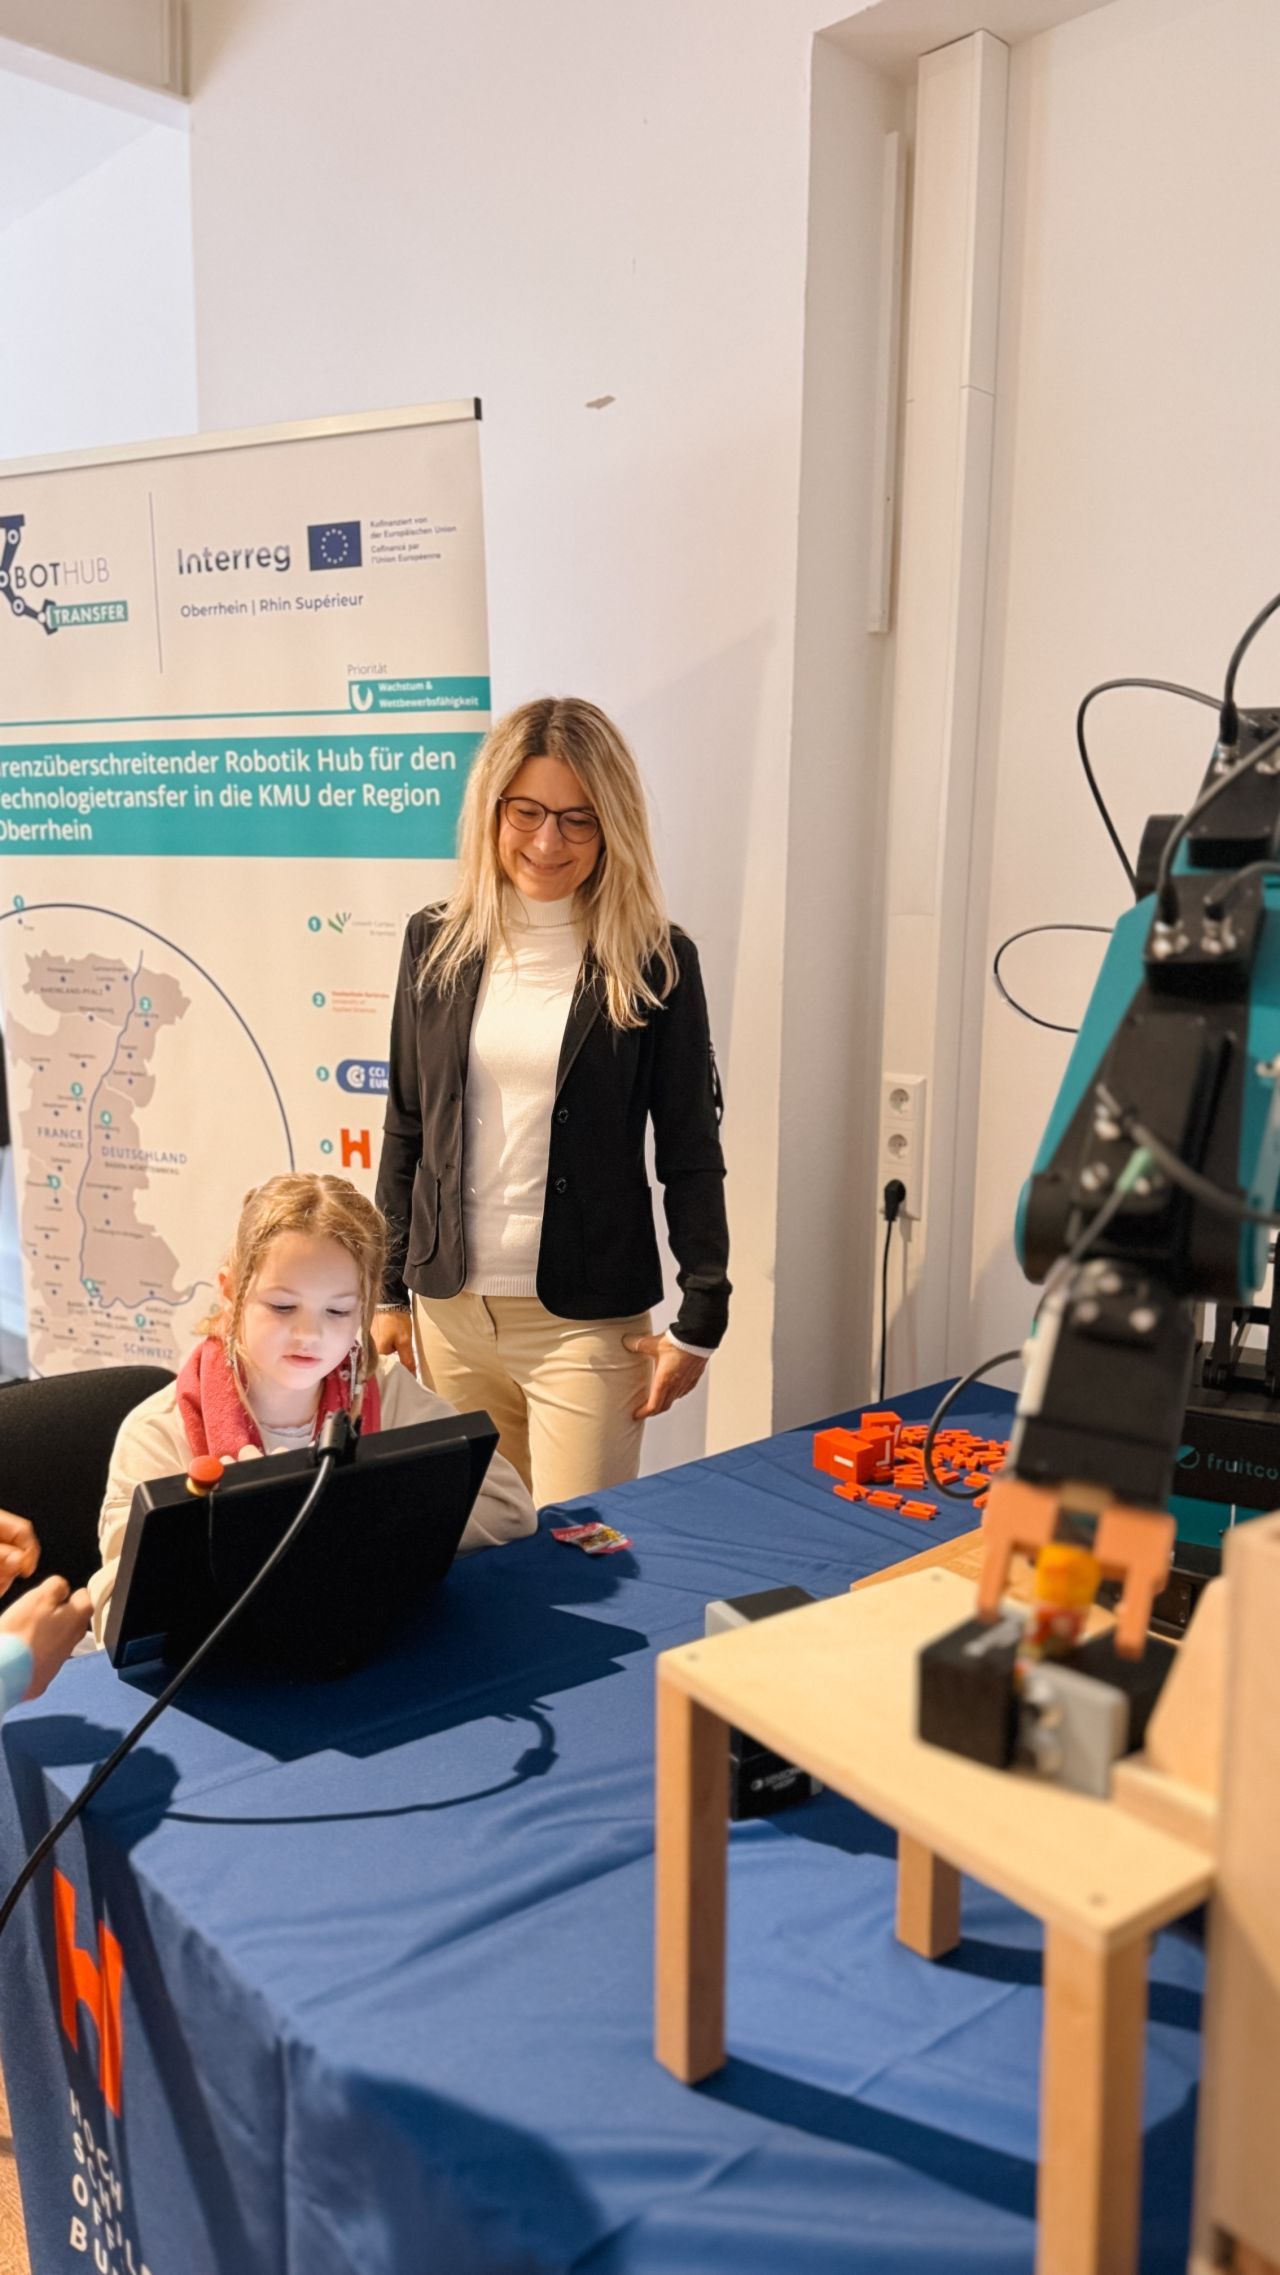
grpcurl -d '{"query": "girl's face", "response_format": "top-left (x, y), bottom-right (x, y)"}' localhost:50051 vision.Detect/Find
top-left (496, 754), bottom-right (602, 901)
top-left (226, 1231), bottom-right (362, 1415)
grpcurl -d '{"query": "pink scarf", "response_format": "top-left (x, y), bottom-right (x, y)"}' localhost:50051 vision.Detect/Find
top-left (175, 1337), bottom-right (382, 1459)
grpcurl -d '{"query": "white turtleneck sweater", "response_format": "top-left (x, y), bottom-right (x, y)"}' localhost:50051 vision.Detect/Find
top-left (462, 892), bottom-right (585, 1295)
top-left (459, 891), bottom-right (712, 1355)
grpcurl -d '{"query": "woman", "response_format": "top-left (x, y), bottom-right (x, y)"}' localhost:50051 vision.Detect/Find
top-left (372, 696), bottom-right (729, 1508)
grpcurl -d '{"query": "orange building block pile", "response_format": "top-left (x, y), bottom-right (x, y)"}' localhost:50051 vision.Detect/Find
top-left (812, 1410), bottom-right (1009, 1522)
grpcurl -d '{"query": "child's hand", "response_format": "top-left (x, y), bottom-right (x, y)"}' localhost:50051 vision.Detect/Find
top-left (372, 1310), bottom-right (416, 1375)
top-left (0, 1576), bottom-right (92, 1696)
top-left (0, 1511), bottom-right (39, 1599)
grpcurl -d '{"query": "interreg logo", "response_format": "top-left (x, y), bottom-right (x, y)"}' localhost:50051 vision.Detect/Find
top-left (337, 1060), bottom-right (389, 1095)
top-left (0, 514), bottom-right (113, 637)
top-left (308, 521), bottom-right (362, 571)
top-left (176, 538), bottom-right (290, 575)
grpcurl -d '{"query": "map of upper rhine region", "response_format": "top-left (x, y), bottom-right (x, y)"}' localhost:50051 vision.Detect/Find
top-left (8, 950), bottom-right (196, 1371)
top-left (0, 906), bottom-right (293, 1375)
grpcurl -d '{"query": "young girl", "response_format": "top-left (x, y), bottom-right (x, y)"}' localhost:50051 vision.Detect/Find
top-left (89, 1173), bottom-right (536, 1640)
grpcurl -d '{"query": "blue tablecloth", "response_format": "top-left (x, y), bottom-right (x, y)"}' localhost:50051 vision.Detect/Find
top-left (0, 1385), bottom-right (1201, 2275)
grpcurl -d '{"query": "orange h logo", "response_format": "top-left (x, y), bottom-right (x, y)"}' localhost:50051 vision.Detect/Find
top-left (53, 1870), bottom-right (123, 2116)
top-left (341, 1127), bottom-right (371, 1169)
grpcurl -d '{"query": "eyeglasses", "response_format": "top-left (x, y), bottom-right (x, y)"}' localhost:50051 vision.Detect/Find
top-left (497, 796), bottom-right (601, 845)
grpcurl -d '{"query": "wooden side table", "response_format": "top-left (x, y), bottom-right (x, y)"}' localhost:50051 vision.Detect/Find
top-left (655, 1568), bottom-right (1213, 2275)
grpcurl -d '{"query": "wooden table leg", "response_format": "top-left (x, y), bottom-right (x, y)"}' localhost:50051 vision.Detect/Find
top-left (654, 1670), bottom-right (729, 2082)
top-left (896, 1833), bottom-right (961, 1958)
top-left (1038, 1926), bottom-right (1148, 2275)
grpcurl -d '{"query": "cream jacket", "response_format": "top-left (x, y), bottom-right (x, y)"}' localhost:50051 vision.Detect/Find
top-left (90, 1355), bottom-right (537, 1643)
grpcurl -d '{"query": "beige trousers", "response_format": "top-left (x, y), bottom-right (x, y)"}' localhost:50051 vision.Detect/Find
top-left (413, 1292), bottom-right (653, 1509)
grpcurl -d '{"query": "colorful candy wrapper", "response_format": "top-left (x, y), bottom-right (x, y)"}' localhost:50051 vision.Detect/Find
top-left (550, 1521), bottom-right (632, 1555)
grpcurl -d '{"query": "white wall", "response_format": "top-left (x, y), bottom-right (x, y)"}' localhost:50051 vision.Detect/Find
top-left (187, 0), bottom-right (896, 1461)
top-left (964, 0), bottom-right (1280, 1375)
top-left (0, 107), bottom-right (196, 461)
top-left (0, 66), bottom-right (195, 1369)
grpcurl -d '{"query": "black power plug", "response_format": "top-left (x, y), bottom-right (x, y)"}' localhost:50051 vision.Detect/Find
top-left (877, 1181), bottom-right (908, 1400)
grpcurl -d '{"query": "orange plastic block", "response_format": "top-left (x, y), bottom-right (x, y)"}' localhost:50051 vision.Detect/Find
top-left (866, 1490), bottom-right (903, 1509)
top-left (899, 1500), bottom-right (937, 1521)
top-left (860, 1410), bottom-right (902, 1433)
top-left (813, 1428), bottom-right (878, 1484)
top-left (833, 1481), bottom-right (866, 1502)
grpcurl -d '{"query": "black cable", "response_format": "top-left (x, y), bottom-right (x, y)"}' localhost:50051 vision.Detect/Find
top-left (1103, 1099), bottom-right (1280, 1232)
top-left (922, 1348), bottom-right (1022, 1502)
top-left (1075, 678), bottom-right (1219, 893)
top-left (878, 1181), bottom-right (907, 1403)
top-left (1221, 587), bottom-right (1280, 746)
top-left (1202, 858), bottom-right (1280, 921)
top-left (1155, 720), bottom-right (1280, 921)
top-left (992, 922), bottom-right (1112, 1035)
top-left (878, 1223), bottom-right (894, 1402)
top-left (920, 1167), bottom-right (1143, 1505)
top-left (0, 1426), bottom-right (345, 1939)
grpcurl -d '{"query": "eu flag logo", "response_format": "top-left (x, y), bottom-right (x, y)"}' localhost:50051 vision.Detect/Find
top-left (307, 521), bottom-right (363, 571)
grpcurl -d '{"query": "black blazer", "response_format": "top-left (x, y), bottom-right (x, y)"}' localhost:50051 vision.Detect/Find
top-left (375, 908), bottom-right (731, 1348)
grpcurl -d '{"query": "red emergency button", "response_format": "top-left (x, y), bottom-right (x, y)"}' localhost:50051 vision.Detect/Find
top-left (185, 1455), bottom-right (226, 1495)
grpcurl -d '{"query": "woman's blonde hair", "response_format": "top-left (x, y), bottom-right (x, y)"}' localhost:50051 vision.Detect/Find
top-left (198, 1173), bottom-right (388, 1418)
top-left (420, 696), bottom-right (676, 1028)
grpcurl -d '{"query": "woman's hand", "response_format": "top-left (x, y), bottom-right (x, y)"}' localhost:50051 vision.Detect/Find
top-left (0, 1511), bottom-right (39, 1600)
top-left (372, 1309), bottom-right (417, 1375)
top-left (624, 1333), bottom-right (708, 1420)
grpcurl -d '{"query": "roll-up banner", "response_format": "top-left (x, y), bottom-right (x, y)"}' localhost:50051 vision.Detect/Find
top-left (0, 403), bottom-right (488, 1375)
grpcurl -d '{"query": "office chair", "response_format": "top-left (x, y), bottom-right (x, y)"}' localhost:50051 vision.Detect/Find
top-left (0, 1366), bottom-right (174, 1593)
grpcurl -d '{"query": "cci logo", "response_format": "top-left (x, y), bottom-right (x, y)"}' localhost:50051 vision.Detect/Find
top-left (337, 1059), bottom-right (389, 1095)
top-left (308, 521), bottom-right (362, 571)
top-left (1176, 1443), bottom-right (1201, 1472)
top-left (54, 1870), bottom-right (124, 2115)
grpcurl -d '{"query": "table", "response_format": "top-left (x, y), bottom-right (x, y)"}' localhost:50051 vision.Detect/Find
top-left (0, 1384), bottom-right (1206, 2275)
top-left (655, 1568), bottom-right (1213, 2275)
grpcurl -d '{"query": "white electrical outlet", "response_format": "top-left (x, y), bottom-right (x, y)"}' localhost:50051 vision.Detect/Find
top-left (880, 1073), bottom-right (927, 1213)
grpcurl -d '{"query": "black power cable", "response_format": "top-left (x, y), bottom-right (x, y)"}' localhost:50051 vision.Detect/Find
top-left (992, 922), bottom-right (1112, 1035)
top-left (0, 1413), bottom-right (351, 1940)
top-left (878, 1179), bottom-right (907, 1401)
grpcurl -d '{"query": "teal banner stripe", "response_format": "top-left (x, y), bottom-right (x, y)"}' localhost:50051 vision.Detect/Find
top-left (0, 733), bottom-right (481, 858)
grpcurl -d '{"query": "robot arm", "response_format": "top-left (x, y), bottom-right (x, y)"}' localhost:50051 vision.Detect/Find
top-left (979, 701), bottom-right (1280, 1652)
